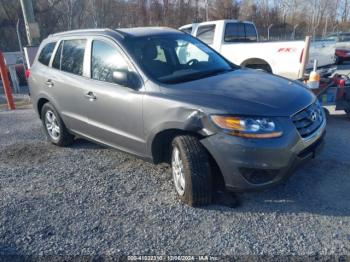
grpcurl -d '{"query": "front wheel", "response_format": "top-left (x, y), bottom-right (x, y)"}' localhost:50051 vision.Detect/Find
top-left (171, 136), bottom-right (212, 206)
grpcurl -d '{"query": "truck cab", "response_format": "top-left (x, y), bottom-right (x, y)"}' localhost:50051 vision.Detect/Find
top-left (180, 20), bottom-right (336, 80)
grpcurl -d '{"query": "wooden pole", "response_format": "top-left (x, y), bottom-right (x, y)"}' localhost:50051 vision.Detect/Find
top-left (298, 36), bottom-right (311, 79)
top-left (0, 51), bottom-right (16, 110)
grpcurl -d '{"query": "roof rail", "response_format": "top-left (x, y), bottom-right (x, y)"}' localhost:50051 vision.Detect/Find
top-left (50, 28), bottom-right (125, 39)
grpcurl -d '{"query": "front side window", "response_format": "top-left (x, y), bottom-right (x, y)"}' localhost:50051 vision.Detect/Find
top-left (125, 34), bottom-right (235, 84)
top-left (52, 39), bottom-right (86, 76)
top-left (91, 40), bottom-right (129, 83)
top-left (38, 42), bottom-right (56, 66)
top-left (196, 25), bottom-right (216, 45)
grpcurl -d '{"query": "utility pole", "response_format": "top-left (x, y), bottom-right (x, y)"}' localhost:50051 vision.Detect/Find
top-left (323, 15), bottom-right (329, 37)
top-left (19, 0), bottom-right (40, 46)
top-left (205, 0), bottom-right (209, 21)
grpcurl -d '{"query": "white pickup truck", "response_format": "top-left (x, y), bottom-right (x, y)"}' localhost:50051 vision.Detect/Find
top-left (180, 20), bottom-right (336, 79)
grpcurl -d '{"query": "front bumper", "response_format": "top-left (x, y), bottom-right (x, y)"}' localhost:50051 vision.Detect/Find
top-left (200, 117), bottom-right (326, 191)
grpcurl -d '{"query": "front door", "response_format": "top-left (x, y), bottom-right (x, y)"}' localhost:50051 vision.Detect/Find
top-left (83, 37), bottom-right (145, 156)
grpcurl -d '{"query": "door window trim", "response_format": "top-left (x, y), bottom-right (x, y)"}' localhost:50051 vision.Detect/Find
top-left (48, 36), bottom-right (89, 78)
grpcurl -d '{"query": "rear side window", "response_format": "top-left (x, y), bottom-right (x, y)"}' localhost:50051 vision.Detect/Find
top-left (245, 24), bottom-right (258, 42)
top-left (91, 40), bottom-right (129, 83)
top-left (224, 23), bottom-right (257, 42)
top-left (196, 25), bottom-right (216, 45)
top-left (38, 42), bottom-right (56, 66)
top-left (52, 39), bottom-right (86, 76)
top-left (224, 23), bottom-right (245, 42)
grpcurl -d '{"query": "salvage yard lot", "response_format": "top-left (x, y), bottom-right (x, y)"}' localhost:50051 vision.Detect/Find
top-left (1, 97), bottom-right (350, 256)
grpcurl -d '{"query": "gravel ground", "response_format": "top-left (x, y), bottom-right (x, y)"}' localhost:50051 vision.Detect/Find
top-left (1, 87), bottom-right (350, 258)
top-left (1, 106), bottom-right (350, 258)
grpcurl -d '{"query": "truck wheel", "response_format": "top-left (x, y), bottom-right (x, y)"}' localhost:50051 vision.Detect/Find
top-left (171, 135), bottom-right (212, 206)
top-left (345, 108), bottom-right (350, 118)
top-left (41, 102), bottom-right (74, 147)
top-left (336, 57), bottom-right (343, 65)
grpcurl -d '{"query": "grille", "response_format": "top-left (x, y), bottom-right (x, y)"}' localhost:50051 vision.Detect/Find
top-left (292, 101), bottom-right (324, 138)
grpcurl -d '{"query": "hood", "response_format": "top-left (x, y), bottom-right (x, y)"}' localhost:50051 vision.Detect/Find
top-left (162, 68), bottom-right (315, 117)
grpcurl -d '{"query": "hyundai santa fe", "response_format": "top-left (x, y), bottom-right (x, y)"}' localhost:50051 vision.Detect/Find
top-left (28, 27), bottom-right (326, 206)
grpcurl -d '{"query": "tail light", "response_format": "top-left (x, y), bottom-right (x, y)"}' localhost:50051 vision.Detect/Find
top-left (25, 69), bottom-right (30, 79)
top-left (299, 48), bottom-right (304, 63)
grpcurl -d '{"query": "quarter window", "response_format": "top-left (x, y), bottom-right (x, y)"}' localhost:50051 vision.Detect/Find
top-left (91, 40), bottom-right (129, 83)
top-left (196, 25), bottom-right (216, 45)
top-left (38, 42), bottom-right (56, 66)
top-left (52, 39), bottom-right (86, 76)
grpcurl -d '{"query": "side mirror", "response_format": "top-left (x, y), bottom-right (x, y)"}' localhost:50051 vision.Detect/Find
top-left (112, 70), bottom-right (141, 89)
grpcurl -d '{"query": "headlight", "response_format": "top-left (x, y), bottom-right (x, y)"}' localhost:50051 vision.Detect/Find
top-left (210, 115), bottom-right (283, 138)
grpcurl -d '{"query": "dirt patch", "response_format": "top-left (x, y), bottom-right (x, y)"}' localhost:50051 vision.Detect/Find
top-left (0, 142), bottom-right (53, 166)
top-left (0, 95), bottom-right (32, 110)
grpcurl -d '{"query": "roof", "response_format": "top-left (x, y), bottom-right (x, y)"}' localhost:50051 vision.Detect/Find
top-left (48, 27), bottom-right (183, 41)
top-left (117, 27), bottom-right (181, 37)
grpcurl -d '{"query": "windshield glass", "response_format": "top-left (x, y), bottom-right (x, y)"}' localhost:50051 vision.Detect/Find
top-left (124, 34), bottom-right (235, 84)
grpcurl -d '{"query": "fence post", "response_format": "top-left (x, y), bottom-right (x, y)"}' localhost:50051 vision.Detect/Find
top-left (0, 51), bottom-right (16, 110)
top-left (298, 36), bottom-right (311, 79)
top-left (268, 24), bottom-right (273, 40)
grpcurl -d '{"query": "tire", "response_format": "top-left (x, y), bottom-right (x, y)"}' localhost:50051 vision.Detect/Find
top-left (171, 135), bottom-right (212, 206)
top-left (245, 64), bottom-right (272, 73)
top-left (323, 107), bottom-right (330, 119)
top-left (41, 102), bottom-right (74, 146)
top-left (336, 56), bottom-right (343, 65)
top-left (345, 108), bottom-right (350, 118)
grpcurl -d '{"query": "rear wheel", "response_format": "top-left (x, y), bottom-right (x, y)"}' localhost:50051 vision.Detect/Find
top-left (41, 103), bottom-right (74, 146)
top-left (336, 56), bottom-right (344, 65)
top-left (245, 63), bottom-right (272, 73)
top-left (171, 136), bottom-right (212, 206)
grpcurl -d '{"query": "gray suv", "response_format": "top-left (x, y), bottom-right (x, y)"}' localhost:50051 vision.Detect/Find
top-left (28, 27), bottom-right (326, 206)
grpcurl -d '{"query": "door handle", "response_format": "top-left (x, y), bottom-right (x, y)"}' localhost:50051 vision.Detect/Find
top-left (45, 79), bottom-right (54, 87)
top-left (84, 91), bottom-right (97, 101)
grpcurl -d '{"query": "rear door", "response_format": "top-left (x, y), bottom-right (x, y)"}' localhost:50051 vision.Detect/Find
top-left (47, 38), bottom-right (91, 134)
top-left (82, 37), bottom-right (145, 155)
top-left (29, 40), bottom-right (57, 100)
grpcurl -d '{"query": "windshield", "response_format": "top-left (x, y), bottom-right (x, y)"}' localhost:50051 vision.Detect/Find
top-left (124, 34), bottom-right (235, 84)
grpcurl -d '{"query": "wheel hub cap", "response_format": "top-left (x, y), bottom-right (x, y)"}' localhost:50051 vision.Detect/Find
top-left (45, 110), bottom-right (60, 140)
top-left (172, 147), bottom-right (185, 196)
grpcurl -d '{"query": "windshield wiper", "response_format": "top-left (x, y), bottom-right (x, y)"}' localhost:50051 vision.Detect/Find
top-left (161, 68), bottom-right (234, 84)
top-left (198, 68), bottom-right (233, 78)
